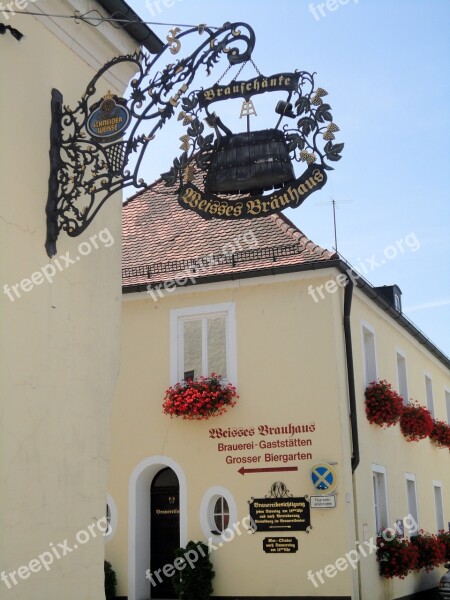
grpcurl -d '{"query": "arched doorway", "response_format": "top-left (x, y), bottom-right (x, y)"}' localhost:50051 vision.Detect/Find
top-left (128, 456), bottom-right (187, 600)
top-left (150, 467), bottom-right (180, 599)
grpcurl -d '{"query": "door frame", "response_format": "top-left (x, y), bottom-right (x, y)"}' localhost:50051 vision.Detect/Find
top-left (128, 456), bottom-right (187, 600)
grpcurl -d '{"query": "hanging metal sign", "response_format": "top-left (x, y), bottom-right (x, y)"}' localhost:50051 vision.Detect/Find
top-left (45, 18), bottom-right (344, 255)
top-left (199, 72), bottom-right (300, 106)
top-left (161, 68), bottom-right (344, 219)
top-left (86, 92), bottom-right (131, 141)
top-left (45, 22), bottom-right (255, 257)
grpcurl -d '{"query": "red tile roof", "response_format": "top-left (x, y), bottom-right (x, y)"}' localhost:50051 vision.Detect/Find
top-left (122, 174), bottom-right (335, 290)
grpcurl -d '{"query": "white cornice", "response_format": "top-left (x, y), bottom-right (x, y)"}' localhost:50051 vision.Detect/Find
top-left (28, 0), bottom-right (141, 90)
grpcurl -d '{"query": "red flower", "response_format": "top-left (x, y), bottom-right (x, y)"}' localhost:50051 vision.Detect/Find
top-left (429, 419), bottom-right (450, 449)
top-left (162, 373), bottom-right (238, 420)
top-left (437, 530), bottom-right (450, 561)
top-left (410, 530), bottom-right (446, 573)
top-left (364, 380), bottom-right (404, 428)
top-left (376, 534), bottom-right (418, 579)
top-left (400, 402), bottom-right (433, 442)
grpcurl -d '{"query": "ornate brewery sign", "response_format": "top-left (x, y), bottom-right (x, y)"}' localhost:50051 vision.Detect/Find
top-left (162, 68), bottom-right (344, 219)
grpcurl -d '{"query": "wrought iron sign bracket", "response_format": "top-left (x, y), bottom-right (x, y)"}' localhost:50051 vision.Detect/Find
top-left (45, 22), bottom-right (256, 257)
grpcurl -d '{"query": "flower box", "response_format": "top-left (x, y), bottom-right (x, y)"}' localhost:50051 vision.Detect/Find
top-left (399, 402), bottom-right (433, 442)
top-left (429, 419), bottom-right (450, 449)
top-left (410, 531), bottom-right (446, 573)
top-left (364, 380), bottom-right (404, 428)
top-left (376, 535), bottom-right (418, 579)
top-left (162, 373), bottom-right (238, 420)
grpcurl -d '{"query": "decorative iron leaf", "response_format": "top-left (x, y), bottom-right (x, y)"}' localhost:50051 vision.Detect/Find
top-left (179, 151), bottom-right (188, 168)
top-left (161, 167), bottom-right (177, 186)
top-left (181, 96), bottom-right (198, 112)
top-left (203, 133), bottom-right (214, 146)
top-left (316, 103), bottom-right (333, 123)
top-left (295, 96), bottom-right (310, 116)
top-left (324, 141), bottom-right (344, 161)
top-left (297, 117), bottom-right (317, 136)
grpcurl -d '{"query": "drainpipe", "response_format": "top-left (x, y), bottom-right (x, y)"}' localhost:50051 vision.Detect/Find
top-left (344, 279), bottom-right (362, 600)
top-left (344, 279), bottom-right (359, 472)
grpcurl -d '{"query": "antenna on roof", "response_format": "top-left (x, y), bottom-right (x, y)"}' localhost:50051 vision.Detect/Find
top-left (315, 197), bottom-right (352, 254)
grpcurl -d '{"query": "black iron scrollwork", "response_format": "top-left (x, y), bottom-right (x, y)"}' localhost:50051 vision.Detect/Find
top-left (161, 69), bottom-right (344, 193)
top-left (45, 22), bottom-right (255, 257)
top-left (265, 482), bottom-right (293, 499)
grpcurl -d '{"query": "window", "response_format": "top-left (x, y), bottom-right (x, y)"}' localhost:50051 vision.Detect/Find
top-left (405, 474), bottom-right (419, 533)
top-left (211, 496), bottom-right (230, 534)
top-left (200, 487), bottom-right (237, 540)
top-left (433, 482), bottom-right (445, 532)
top-left (362, 324), bottom-right (377, 385)
top-left (105, 494), bottom-right (117, 542)
top-left (372, 465), bottom-right (389, 534)
top-left (394, 293), bottom-right (401, 312)
top-left (445, 389), bottom-right (450, 424)
top-left (396, 351), bottom-right (408, 405)
top-left (425, 374), bottom-right (434, 418)
top-left (170, 303), bottom-right (237, 385)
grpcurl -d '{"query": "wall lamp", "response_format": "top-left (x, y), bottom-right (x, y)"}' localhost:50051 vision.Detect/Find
top-left (0, 23), bottom-right (24, 41)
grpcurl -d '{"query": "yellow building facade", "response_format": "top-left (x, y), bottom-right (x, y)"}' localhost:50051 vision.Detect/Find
top-left (0, 2), bottom-right (160, 598)
top-left (107, 179), bottom-right (450, 600)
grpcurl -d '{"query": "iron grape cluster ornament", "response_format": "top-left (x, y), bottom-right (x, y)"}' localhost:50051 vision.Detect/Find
top-left (161, 68), bottom-right (344, 220)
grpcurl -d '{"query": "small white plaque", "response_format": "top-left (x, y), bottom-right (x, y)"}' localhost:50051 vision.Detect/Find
top-left (310, 495), bottom-right (336, 508)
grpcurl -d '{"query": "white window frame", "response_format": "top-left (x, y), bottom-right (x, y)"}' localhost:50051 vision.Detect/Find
top-left (199, 486), bottom-right (237, 542)
top-left (170, 303), bottom-right (237, 385)
top-left (404, 473), bottom-right (419, 533)
top-left (372, 464), bottom-right (389, 534)
top-left (395, 349), bottom-right (409, 405)
top-left (445, 387), bottom-right (450, 424)
top-left (424, 373), bottom-right (434, 418)
top-left (361, 322), bottom-right (378, 386)
top-left (433, 481), bottom-right (445, 532)
top-left (105, 493), bottom-right (118, 543)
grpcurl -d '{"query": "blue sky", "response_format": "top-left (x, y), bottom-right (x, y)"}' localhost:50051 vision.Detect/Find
top-left (127, 0), bottom-right (450, 356)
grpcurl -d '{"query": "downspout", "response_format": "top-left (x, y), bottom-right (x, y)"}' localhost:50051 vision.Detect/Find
top-left (344, 279), bottom-right (359, 471)
top-left (344, 279), bottom-right (362, 600)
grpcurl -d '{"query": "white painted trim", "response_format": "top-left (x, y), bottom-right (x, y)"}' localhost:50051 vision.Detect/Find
top-left (404, 473), bottom-right (419, 532)
top-left (29, 0), bottom-right (140, 90)
top-left (199, 486), bottom-right (237, 542)
top-left (169, 302), bottom-right (237, 386)
top-left (361, 321), bottom-right (378, 386)
top-left (432, 481), bottom-right (445, 532)
top-left (372, 464), bottom-right (387, 475)
top-left (424, 372), bottom-right (435, 418)
top-left (445, 387), bottom-right (450, 424)
top-left (128, 456), bottom-right (187, 600)
top-left (371, 464), bottom-right (390, 533)
top-left (105, 493), bottom-right (118, 543)
top-left (395, 348), bottom-right (409, 405)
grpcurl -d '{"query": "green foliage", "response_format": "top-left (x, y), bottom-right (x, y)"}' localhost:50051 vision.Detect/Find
top-left (172, 541), bottom-right (215, 600)
top-left (104, 560), bottom-right (117, 599)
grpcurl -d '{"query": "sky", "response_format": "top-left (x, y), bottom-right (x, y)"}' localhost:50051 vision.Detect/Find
top-left (126, 0), bottom-right (450, 356)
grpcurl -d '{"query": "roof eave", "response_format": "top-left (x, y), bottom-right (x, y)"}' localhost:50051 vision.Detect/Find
top-left (97, 0), bottom-right (164, 54)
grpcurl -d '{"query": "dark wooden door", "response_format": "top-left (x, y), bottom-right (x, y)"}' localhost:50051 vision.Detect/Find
top-left (150, 468), bottom-right (180, 599)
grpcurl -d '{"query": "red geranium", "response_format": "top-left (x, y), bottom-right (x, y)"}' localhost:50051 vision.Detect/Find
top-left (429, 419), bottom-right (450, 449)
top-left (162, 373), bottom-right (238, 420)
top-left (410, 530), bottom-right (446, 573)
top-left (399, 402), bottom-right (434, 442)
top-left (364, 380), bottom-right (404, 428)
top-left (437, 530), bottom-right (450, 561)
top-left (376, 534), bottom-right (418, 579)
